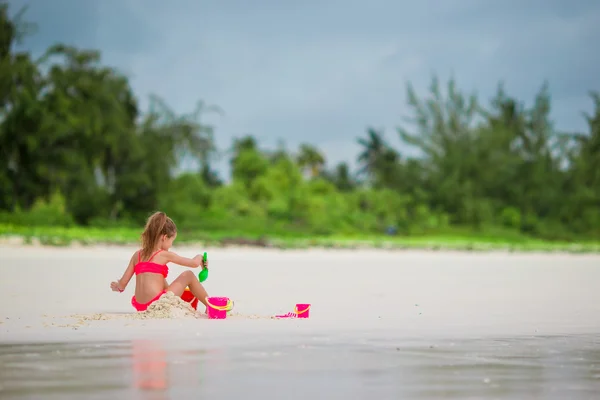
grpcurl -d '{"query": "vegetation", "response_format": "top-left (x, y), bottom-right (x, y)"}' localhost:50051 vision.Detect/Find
top-left (1, 4), bottom-right (599, 251)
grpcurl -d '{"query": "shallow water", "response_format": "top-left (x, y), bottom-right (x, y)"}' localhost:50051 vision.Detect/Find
top-left (1, 333), bottom-right (599, 400)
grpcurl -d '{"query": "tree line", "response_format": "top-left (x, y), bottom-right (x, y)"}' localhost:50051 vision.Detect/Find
top-left (1, 4), bottom-right (599, 240)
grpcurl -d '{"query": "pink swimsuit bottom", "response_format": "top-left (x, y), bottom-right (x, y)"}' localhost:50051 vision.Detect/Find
top-left (131, 290), bottom-right (167, 312)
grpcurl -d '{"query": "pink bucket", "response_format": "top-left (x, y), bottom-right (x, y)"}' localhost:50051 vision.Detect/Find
top-left (206, 297), bottom-right (232, 319)
top-left (295, 304), bottom-right (310, 318)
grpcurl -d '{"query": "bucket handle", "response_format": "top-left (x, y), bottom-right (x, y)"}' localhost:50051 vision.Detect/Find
top-left (294, 305), bottom-right (310, 315)
top-left (206, 298), bottom-right (233, 311)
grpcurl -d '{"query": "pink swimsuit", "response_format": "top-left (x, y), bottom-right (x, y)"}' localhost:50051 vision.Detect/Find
top-left (131, 249), bottom-right (169, 312)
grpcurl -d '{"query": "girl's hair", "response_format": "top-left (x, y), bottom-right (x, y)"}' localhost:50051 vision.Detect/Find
top-left (140, 211), bottom-right (177, 261)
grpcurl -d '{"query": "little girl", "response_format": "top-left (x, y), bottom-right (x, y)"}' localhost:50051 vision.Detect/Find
top-left (110, 211), bottom-right (210, 312)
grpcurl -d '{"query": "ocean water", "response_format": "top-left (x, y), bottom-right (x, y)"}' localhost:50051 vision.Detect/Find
top-left (1, 332), bottom-right (599, 400)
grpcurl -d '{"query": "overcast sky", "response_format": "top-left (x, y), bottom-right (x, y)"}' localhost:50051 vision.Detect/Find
top-left (10, 0), bottom-right (600, 176)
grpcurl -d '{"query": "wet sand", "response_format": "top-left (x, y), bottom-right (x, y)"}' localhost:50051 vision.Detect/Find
top-left (1, 245), bottom-right (599, 398)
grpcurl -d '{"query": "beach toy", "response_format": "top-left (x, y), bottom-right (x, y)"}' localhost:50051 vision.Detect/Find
top-left (275, 303), bottom-right (311, 319)
top-left (206, 296), bottom-right (233, 319)
top-left (275, 312), bottom-right (295, 318)
top-left (181, 288), bottom-right (199, 310)
top-left (198, 252), bottom-right (208, 282)
top-left (295, 303), bottom-right (310, 319)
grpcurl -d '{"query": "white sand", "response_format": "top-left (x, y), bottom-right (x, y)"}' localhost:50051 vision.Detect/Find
top-left (1, 245), bottom-right (600, 343)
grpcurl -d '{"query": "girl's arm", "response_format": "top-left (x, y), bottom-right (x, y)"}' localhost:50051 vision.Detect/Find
top-left (164, 251), bottom-right (203, 268)
top-left (111, 252), bottom-right (137, 292)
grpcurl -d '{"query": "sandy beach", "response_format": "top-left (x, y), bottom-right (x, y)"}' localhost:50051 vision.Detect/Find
top-left (1, 245), bottom-right (600, 398)
top-left (2, 245), bottom-right (600, 340)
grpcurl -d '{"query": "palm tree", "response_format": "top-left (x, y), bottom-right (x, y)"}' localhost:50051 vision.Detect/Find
top-left (357, 128), bottom-right (402, 188)
top-left (357, 128), bottom-right (389, 176)
top-left (297, 143), bottom-right (325, 178)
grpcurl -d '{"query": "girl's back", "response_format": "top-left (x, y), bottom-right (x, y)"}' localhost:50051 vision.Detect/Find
top-left (134, 249), bottom-right (169, 304)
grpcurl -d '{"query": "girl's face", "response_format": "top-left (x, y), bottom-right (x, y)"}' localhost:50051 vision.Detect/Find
top-left (161, 232), bottom-right (177, 250)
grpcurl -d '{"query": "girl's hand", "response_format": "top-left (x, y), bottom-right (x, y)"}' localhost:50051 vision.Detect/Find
top-left (193, 254), bottom-right (208, 269)
top-left (110, 281), bottom-right (123, 292)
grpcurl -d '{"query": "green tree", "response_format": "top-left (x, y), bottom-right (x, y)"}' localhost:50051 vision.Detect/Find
top-left (297, 143), bottom-right (325, 178)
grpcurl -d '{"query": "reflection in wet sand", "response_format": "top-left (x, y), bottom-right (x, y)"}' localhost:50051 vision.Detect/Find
top-left (0, 334), bottom-right (598, 399)
top-left (130, 339), bottom-right (217, 398)
top-left (132, 340), bottom-right (168, 393)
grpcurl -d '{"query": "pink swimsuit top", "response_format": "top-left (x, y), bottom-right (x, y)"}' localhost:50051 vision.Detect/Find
top-left (134, 249), bottom-right (169, 278)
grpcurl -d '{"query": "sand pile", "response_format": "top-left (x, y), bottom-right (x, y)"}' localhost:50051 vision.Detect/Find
top-left (65, 292), bottom-right (201, 326)
top-left (131, 292), bottom-right (199, 320)
top-left (60, 293), bottom-right (279, 327)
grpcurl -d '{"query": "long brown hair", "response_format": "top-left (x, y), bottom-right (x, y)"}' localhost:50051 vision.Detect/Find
top-left (140, 211), bottom-right (177, 261)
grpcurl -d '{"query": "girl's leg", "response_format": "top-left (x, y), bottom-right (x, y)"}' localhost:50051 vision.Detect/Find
top-left (167, 270), bottom-right (209, 308)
